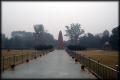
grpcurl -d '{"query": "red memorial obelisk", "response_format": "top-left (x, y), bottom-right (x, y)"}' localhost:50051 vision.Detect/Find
top-left (58, 30), bottom-right (64, 49)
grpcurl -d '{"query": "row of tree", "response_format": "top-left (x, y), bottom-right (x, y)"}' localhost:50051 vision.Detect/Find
top-left (65, 23), bottom-right (119, 50)
top-left (2, 23), bottom-right (119, 50)
top-left (35, 45), bottom-right (54, 50)
top-left (2, 25), bottom-right (56, 50)
top-left (67, 45), bottom-right (86, 50)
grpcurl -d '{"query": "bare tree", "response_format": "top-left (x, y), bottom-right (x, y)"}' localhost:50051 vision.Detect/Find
top-left (65, 23), bottom-right (84, 45)
top-left (34, 24), bottom-right (44, 46)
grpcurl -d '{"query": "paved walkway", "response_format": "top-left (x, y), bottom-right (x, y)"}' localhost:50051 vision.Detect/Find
top-left (2, 50), bottom-right (96, 79)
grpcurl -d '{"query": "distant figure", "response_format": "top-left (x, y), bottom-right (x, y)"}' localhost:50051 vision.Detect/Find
top-left (58, 30), bottom-right (64, 49)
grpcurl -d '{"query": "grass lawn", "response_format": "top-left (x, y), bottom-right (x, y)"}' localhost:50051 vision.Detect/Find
top-left (2, 50), bottom-right (34, 57)
top-left (1, 50), bottom-right (38, 71)
top-left (77, 50), bottom-right (118, 69)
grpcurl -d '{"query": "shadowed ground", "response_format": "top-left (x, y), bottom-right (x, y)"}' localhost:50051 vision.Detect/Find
top-left (2, 50), bottom-right (96, 79)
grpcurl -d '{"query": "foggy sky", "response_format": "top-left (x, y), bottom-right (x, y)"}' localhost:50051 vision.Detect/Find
top-left (2, 2), bottom-right (118, 40)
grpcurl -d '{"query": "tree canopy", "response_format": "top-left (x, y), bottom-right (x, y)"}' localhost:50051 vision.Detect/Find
top-left (65, 23), bottom-right (84, 45)
top-left (65, 24), bottom-right (119, 50)
top-left (2, 25), bottom-right (56, 50)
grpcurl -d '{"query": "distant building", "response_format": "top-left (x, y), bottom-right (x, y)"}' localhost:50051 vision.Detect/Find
top-left (58, 30), bottom-right (64, 49)
top-left (103, 41), bottom-right (111, 50)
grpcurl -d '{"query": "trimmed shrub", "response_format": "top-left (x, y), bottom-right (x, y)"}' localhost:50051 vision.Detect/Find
top-left (34, 45), bottom-right (54, 50)
top-left (67, 45), bottom-right (86, 50)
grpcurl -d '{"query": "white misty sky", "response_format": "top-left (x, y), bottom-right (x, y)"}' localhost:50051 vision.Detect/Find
top-left (2, 1), bottom-right (118, 41)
